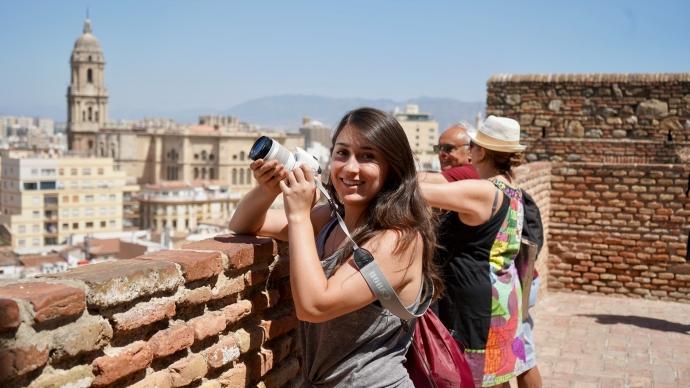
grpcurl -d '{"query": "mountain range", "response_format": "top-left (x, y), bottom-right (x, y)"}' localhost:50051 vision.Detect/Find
top-left (225, 95), bottom-right (485, 132)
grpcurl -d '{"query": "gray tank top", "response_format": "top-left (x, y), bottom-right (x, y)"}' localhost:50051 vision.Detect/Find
top-left (298, 218), bottom-right (417, 387)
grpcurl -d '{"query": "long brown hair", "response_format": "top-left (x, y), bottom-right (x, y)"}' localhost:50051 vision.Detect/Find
top-left (326, 107), bottom-right (443, 299)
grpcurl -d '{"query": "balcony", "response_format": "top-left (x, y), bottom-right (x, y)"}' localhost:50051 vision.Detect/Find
top-left (44, 211), bottom-right (58, 221)
top-left (44, 196), bottom-right (59, 210)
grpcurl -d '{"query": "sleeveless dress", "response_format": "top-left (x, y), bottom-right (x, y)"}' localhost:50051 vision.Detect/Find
top-left (435, 179), bottom-right (527, 387)
top-left (298, 218), bottom-right (418, 387)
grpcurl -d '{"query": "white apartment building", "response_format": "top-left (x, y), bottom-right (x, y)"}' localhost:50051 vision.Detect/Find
top-left (138, 180), bottom-right (240, 233)
top-left (0, 150), bottom-right (131, 250)
top-left (393, 104), bottom-right (439, 170)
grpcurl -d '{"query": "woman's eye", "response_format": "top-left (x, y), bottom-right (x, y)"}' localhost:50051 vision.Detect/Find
top-left (361, 153), bottom-right (375, 161)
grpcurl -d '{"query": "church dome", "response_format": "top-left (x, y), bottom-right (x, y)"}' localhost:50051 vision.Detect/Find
top-left (73, 19), bottom-right (102, 52)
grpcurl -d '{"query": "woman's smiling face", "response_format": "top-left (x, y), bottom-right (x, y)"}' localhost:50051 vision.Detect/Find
top-left (330, 124), bottom-right (389, 208)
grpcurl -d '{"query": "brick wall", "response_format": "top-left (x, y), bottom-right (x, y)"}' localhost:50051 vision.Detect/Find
top-left (487, 73), bottom-right (690, 302)
top-left (514, 161), bottom-right (552, 297)
top-left (548, 163), bottom-right (690, 302)
top-left (0, 235), bottom-right (300, 387)
top-left (487, 73), bottom-right (690, 164)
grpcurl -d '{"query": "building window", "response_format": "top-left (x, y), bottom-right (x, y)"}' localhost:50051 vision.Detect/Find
top-left (194, 167), bottom-right (199, 179)
top-left (88, 106), bottom-right (93, 121)
top-left (201, 168), bottom-right (207, 179)
top-left (62, 196), bottom-right (69, 203)
top-left (87, 68), bottom-right (93, 83)
top-left (109, 220), bottom-right (116, 227)
top-left (247, 168), bottom-right (252, 182)
top-left (95, 111), bottom-right (99, 122)
top-left (62, 223), bottom-right (69, 229)
top-left (209, 154), bottom-right (215, 161)
top-left (72, 195), bottom-right (79, 202)
top-left (18, 225), bottom-right (26, 233)
top-left (71, 168), bottom-right (77, 176)
top-left (239, 151), bottom-right (245, 161)
top-left (232, 169), bottom-right (237, 185)
top-left (18, 240), bottom-right (25, 247)
top-left (86, 222), bottom-right (93, 228)
top-left (32, 211), bottom-right (40, 218)
top-left (85, 195), bottom-right (94, 203)
top-left (209, 168), bottom-right (215, 179)
top-left (73, 222), bottom-right (79, 229)
top-left (82, 168), bottom-right (91, 176)
top-left (100, 221), bottom-right (106, 228)
top-left (239, 169), bottom-right (245, 185)
top-left (201, 150), bottom-right (207, 160)
top-left (194, 153), bottom-right (199, 160)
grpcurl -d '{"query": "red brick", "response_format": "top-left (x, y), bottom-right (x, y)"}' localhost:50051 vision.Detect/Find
top-left (52, 314), bottom-right (113, 360)
top-left (148, 324), bottom-right (195, 357)
top-left (182, 234), bottom-right (276, 270)
top-left (212, 275), bottom-right (245, 300)
top-left (112, 298), bottom-right (176, 331)
top-left (0, 282), bottom-right (85, 324)
top-left (221, 300), bottom-right (252, 326)
top-left (203, 336), bottom-right (241, 368)
top-left (0, 298), bottom-right (20, 332)
top-left (188, 312), bottom-right (226, 341)
top-left (178, 286), bottom-right (212, 306)
top-left (92, 341), bottom-right (153, 386)
top-left (259, 314), bottom-right (298, 341)
top-left (247, 347), bottom-right (274, 381)
top-left (251, 290), bottom-right (280, 312)
top-left (47, 259), bottom-right (183, 308)
top-left (0, 345), bottom-right (49, 381)
top-left (245, 268), bottom-right (270, 287)
top-left (218, 362), bottom-right (247, 387)
top-left (130, 370), bottom-right (173, 388)
top-left (261, 357), bottom-right (300, 388)
top-left (168, 354), bottom-right (208, 387)
top-left (139, 250), bottom-right (222, 282)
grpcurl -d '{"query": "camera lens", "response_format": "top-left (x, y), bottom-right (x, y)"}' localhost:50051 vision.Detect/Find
top-left (249, 136), bottom-right (273, 160)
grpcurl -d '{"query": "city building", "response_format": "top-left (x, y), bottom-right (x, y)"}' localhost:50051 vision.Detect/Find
top-left (138, 180), bottom-right (240, 233)
top-left (65, 18), bottom-right (305, 193)
top-left (393, 104), bottom-right (439, 170)
top-left (0, 150), bottom-right (134, 250)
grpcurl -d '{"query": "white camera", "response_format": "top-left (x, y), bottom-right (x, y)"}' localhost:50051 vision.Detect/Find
top-left (249, 136), bottom-right (321, 174)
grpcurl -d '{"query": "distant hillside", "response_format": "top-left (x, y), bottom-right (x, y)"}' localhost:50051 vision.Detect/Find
top-left (225, 95), bottom-right (484, 132)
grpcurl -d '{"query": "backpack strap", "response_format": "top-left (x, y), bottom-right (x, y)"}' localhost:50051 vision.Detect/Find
top-left (353, 248), bottom-right (433, 321)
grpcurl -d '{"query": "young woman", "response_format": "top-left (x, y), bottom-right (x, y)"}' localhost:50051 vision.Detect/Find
top-left (229, 107), bottom-right (441, 387)
top-left (420, 115), bottom-right (529, 388)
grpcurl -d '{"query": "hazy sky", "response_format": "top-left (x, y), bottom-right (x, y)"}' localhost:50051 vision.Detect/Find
top-left (1, 0), bottom-right (689, 122)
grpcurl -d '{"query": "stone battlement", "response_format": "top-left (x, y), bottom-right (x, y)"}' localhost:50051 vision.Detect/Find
top-left (0, 235), bottom-right (298, 387)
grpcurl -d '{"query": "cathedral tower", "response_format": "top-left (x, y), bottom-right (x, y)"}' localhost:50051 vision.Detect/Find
top-left (67, 18), bottom-right (108, 152)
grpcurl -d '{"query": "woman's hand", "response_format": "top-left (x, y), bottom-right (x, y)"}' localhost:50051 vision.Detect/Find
top-left (251, 159), bottom-right (287, 194)
top-left (279, 164), bottom-right (319, 223)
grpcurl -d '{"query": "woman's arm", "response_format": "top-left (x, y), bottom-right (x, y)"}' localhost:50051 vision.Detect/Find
top-left (280, 166), bottom-right (423, 323)
top-left (228, 159), bottom-right (289, 239)
top-left (420, 179), bottom-right (501, 226)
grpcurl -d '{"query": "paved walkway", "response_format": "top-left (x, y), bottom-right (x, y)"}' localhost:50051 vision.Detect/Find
top-left (521, 292), bottom-right (690, 388)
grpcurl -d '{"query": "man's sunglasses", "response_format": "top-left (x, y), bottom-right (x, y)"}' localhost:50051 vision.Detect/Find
top-left (433, 143), bottom-right (471, 153)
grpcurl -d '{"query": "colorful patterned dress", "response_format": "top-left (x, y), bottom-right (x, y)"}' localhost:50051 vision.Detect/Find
top-left (435, 179), bottom-right (527, 387)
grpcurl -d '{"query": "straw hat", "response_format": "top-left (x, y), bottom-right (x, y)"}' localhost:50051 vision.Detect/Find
top-left (468, 115), bottom-right (526, 153)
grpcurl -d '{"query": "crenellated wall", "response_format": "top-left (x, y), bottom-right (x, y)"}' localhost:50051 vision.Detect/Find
top-left (0, 236), bottom-right (300, 388)
top-left (487, 73), bottom-right (690, 302)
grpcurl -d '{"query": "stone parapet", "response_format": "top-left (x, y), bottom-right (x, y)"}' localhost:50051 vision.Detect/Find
top-left (486, 72), bottom-right (690, 164)
top-left (0, 235), bottom-right (300, 387)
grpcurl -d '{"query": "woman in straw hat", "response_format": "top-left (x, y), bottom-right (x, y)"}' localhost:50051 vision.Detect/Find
top-left (420, 115), bottom-right (531, 387)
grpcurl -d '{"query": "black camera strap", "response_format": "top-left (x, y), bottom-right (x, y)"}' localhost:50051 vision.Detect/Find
top-left (314, 178), bottom-right (432, 321)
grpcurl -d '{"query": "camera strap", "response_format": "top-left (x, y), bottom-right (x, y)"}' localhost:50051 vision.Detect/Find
top-left (314, 178), bottom-right (432, 321)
